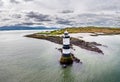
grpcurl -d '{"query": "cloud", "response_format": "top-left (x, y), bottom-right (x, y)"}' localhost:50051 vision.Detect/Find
top-left (85, 0), bottom-right (120, 13)
top-left (11, 14), bottom-right (21, 18)
top-left (24, 0), bottom-right (33, 2)
top-left (75, 13), bottom-right (120, 27)
top-left (2, 18), bottom-right (10, 21)
top-left (10, 0), bottom-right (20, 4)
top-left (0, 0), bottom-right (3, 6)
top-left (26, 12), bottom-right (52, 22)
top-left (56, 18), bottom-right (74, 25)
top-left (20, 22), bottom-right (44, 25)
top-left (60, 10), bottom-right (74, 14)
top-left (0, 0), bottom-right (120, 27)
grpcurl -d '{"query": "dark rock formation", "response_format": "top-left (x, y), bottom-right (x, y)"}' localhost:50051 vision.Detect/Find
top-left (57, 48), bottom-right (82, 64)
top-left (25, 34), bottom-right (104, 54)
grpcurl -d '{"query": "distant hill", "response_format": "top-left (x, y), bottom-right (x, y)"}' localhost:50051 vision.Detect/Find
top-left (0, 25), bottom-right (57, 31)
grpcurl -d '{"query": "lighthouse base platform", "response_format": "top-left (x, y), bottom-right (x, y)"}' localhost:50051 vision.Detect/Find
top-left (60, 56), bottom-right (73, 65)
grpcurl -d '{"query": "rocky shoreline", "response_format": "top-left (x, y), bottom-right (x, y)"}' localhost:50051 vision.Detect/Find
top-left (25, 33), bottom-right (104, 54)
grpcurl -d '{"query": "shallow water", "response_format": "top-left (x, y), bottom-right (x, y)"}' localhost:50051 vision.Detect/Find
top-left (0, 30), bottom-right (120, 82)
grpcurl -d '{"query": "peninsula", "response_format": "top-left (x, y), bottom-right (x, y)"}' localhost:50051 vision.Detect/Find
top-left (25, 26), bottom-right (120, 54)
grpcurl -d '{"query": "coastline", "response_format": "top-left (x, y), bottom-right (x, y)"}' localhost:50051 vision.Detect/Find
top-left (25, 33), bottom-right (104, 54)
top-left (25, 27), bottom-right (120, 54)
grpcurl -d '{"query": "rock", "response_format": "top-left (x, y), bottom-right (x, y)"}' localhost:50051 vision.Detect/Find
top-left (25, 34), bottom-right (104, 54)
top-left (62, 64), bottom-right (67, 68)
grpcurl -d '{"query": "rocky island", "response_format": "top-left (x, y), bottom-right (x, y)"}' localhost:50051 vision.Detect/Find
top-left (25, 26), bottom-right (120, 54)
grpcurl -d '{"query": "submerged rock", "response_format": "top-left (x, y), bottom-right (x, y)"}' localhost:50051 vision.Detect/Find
top-left (62, 64), bottom-right (67, 68)
top-left (71, 54), bottom-right (82, 63)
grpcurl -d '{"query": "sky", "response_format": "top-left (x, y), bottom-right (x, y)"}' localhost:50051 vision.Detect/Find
top-left (0, 0), bottom-right (120, 28)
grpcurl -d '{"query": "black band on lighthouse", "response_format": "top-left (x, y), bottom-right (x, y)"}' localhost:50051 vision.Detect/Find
top-left (63, 36), bottom-right (70, 38)
top-left (62, 54), bottom-right (71, 57)
top-left (63, 45), bottom-right (70, 49)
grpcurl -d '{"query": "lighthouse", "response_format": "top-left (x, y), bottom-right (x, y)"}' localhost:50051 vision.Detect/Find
top-left (60, 31), bottom-right (73, 65)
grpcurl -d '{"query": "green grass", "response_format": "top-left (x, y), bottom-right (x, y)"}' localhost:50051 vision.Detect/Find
top-left (38, 26), bottom-right (120, 35)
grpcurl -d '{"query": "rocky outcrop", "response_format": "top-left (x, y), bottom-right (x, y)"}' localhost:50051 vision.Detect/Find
top-left (25, 34), bottom-right (104, 54)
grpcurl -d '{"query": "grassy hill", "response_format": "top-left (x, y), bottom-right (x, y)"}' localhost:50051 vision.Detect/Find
top-left (38, 26), bottom-right (120, 35)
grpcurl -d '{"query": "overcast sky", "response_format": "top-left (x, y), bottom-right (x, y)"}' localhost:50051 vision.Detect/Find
top-left (0, 0), bottom-right (120, 27)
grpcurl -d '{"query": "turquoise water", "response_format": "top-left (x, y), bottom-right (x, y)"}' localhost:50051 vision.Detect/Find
top-left (0, 30), bottom-right (120, 82)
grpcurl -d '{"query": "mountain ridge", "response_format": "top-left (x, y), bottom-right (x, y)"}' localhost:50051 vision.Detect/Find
top-left (0, 25), bottom-right (57, 31)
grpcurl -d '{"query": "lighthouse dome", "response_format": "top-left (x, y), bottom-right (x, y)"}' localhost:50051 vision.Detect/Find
top-left (64, 30), bottom-right (68, 35)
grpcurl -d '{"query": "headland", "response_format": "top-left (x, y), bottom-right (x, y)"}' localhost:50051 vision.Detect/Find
top-left (25, 26), bottom-right (120, 54)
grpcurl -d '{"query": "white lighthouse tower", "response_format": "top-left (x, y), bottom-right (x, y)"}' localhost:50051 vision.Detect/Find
top-left (60, 31), bottom-right (73, 65)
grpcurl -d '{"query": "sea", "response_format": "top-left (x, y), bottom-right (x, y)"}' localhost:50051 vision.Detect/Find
top-left (0, 30), bottom-right (120, 82)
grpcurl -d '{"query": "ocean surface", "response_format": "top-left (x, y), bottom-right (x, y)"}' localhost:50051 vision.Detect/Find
top-left (0, 30), bottom-right (120, 82)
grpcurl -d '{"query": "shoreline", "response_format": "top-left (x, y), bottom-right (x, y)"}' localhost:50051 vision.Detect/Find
top-left (25, 33), bottom-right (104, 54)
top-left (25, 27), bottom-right (120, 55)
